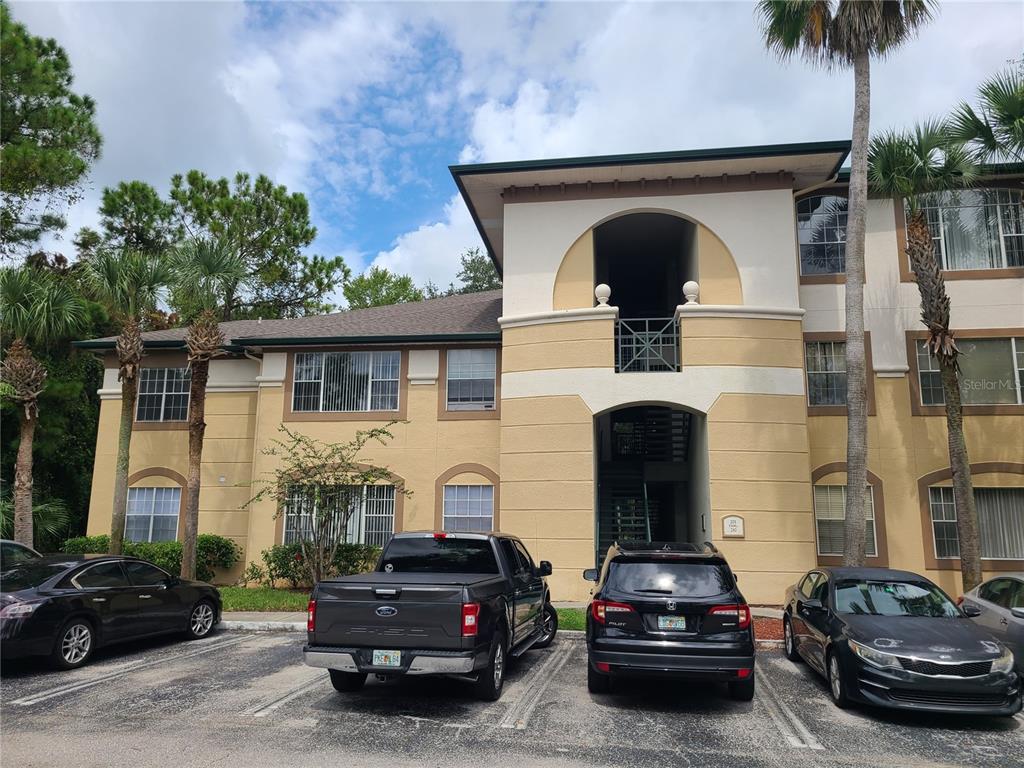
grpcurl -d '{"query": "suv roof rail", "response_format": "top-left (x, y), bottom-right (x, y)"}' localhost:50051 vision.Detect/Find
top-left (702, 541), bottom-right (720, 554)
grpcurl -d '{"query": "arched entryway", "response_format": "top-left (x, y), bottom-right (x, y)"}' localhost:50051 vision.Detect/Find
top-left (594, 403), bottom-right (710, 564)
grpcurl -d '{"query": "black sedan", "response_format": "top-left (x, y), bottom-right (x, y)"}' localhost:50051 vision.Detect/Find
top-left (1, 554), bottom-right (221, 669)
top-left (782, 567), bottom-right (1020, 717)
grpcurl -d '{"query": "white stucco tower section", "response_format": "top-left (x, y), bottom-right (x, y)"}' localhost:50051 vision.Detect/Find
top-left (501, 188), bottom-right (801, 316)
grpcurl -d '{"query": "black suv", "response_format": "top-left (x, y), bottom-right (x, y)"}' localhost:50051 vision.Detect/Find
top-left (583, 541), bottom-right (755, 700)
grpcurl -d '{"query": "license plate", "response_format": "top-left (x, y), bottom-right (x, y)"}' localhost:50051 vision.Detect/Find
top-left (372, 650), bottom-right (402, 667)
top-left (657, 615), bottom-right (688, 631)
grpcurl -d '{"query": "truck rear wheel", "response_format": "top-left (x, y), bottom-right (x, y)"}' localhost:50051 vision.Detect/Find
top-left (533, 603), bottom-right (558, 649)
top-left (329, 670), bottom-right (367, 692)
top-left (474, 630), bottom-right (506, 701)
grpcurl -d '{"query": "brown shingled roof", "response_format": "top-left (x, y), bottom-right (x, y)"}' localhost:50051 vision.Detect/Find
top-left (77, 290), bottom-right (502, 348)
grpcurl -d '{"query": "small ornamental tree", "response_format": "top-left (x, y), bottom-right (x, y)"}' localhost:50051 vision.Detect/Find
top-left (246, 424), bottom-right (407, 583)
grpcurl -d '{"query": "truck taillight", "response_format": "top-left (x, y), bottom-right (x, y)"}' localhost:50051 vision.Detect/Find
top-left (307, 599), bottom-right (316, 632)
top-left (708, 604), bottom-right (751, 630)
top-left (462, 602), bottom-right (480, 637)
top-left (591, 599), bottom-right (635, 625)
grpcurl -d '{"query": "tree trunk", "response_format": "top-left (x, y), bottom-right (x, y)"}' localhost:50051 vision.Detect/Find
top-left (842, 50), bottom-right (871, 566)
top-left (938, 361), bottom-right (983, 592)
top-left (12, 412), bottom-right (37, 546)
top-left (180, 357), bottom-right (209, 580)
top-left (109, 325), bottom-right (142, 555)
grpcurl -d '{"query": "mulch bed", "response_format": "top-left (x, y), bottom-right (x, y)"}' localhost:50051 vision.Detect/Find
top-left (753, 616), bottom-right (784, 641)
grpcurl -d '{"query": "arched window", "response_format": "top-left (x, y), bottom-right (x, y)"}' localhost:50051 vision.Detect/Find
top-left (797, 194), bottom-right (848, 275)
top-left (915, 188), bottom-right (1023, 271)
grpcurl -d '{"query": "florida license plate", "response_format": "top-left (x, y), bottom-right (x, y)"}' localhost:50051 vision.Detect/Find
top-left (657, 615), bottom-right (688, 631)
top-left (372, 650), bottom-right (402, 667)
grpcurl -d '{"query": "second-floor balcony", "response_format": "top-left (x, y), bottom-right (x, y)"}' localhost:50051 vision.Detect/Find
top-left (615, 316), bottom-right (680, 373)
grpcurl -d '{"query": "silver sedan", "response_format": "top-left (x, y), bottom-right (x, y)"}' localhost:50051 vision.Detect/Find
top-left (961, 574), bottom-right (1024, 673)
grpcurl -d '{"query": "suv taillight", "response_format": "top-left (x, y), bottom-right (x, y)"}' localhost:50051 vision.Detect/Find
top-left (955, 595), bottom-right (964, 606)
top-left (708, 604), bottom-right (751, 630)
top-left (462, 602), bottom-right (480, 637)
top-left (591, 599), bottom-right (635, 625)
top-left (307, 599), bottom-right (316, 632)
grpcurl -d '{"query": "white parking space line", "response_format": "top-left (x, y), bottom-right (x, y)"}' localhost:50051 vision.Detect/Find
top-left (9, 636), bottom-right (248, 707)
top-left (756, 666), bottom-right (825, 750)
top-left (497, 640), bottom-right (575, 730)
top-left (246, 673), bottom-right (326, 718)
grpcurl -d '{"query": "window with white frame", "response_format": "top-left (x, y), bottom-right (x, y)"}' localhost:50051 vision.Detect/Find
top-left (443, 485), bottom-right (494, 532)
top-left (813, 485), bottom-right (877, 557)
top-left (915, 188), bottom-right (1024, 271)
top-left (136, 368), bottom-right (189, 421)
top-left (806, 341), bottom-right (847, 406)
top-left (916, 338), bottom-right (1024, 406)
top-left (292, 351), bottom-right (400, 413)
top-left (929, 486), bottom-right (1024, 560)
top-left (446, 349), bottom-right (496, 410)
top-left (797, 194), bottom-right (848, 275)
top-left (283, 485), bottom-right (395, 547)
top-left (126, 487), bottom-right (180, 542)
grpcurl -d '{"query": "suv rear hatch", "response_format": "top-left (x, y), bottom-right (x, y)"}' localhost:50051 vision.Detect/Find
top-left (595, 557), bottom-right (750, 645)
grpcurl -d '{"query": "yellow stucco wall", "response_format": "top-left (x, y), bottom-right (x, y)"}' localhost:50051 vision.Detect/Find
top-left (680, 316), bottom-right (804, 368)
top-left (552, 230), bottom-right (594, 310)
top-left (502, 319), bottom-right (614, 372)
top-left (807, 374), bottom-right (1024, 598)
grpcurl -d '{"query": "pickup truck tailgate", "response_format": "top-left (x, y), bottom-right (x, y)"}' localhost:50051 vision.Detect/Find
top-left (312, 576), bottom-right (474, 650)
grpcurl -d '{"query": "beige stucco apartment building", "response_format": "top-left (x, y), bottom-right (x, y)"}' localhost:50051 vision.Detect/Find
top-left (80, 141), bottom-right (1024, 603)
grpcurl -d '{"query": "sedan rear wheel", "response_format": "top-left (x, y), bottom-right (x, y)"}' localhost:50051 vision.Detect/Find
top-left (52, 619), bottom-right (94, 670)
top-left (186, 600), bottom-right (216, 640)
top-left (783, 616), bottom-right (800, 662)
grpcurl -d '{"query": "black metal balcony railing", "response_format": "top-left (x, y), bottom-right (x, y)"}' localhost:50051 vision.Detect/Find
top-left (615, 317), bottom-right (680, 372)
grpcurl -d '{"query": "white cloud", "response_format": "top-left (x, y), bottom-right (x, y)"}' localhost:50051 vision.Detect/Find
top-left (370, 195), bottom-right (482, 286)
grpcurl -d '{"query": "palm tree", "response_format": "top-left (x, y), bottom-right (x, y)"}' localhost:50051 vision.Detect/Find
top-left (948, 64), bottom-right (1024, 164)
top-left (83, 250), bottom-right (172, 554)
top-left (0, 266), bottom-right (87, 546)
top-left (868, 123), bottom-right (984, 591)
top-left (757, 0), bottom-right (935, 566)
top-left (172, 238), bottom-right (246, 579)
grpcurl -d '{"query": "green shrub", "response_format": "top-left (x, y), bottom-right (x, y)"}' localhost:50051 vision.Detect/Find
top-left (59, 533), bottom-right (241, 583)
top-left (259, 543), bottom-right (381, 588)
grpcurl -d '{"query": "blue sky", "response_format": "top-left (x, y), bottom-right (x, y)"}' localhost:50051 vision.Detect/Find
top-left (11, 1), bottom-right (1024, 295)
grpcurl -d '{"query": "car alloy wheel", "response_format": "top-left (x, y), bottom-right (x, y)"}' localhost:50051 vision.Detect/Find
top-left (191, 603), bottom-right (214, 637)
top-left (493, 642), bottom-right (504, 689)
top-left (784, 621), bottom-right (793, 655)
top-left (62, 623), bottom-right (92, 666)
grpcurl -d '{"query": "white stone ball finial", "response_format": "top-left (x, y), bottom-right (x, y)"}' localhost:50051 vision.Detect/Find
top-left (595, 283), bottom-right (611, 306)
top-left (683, 280), bottom-right (700, 304)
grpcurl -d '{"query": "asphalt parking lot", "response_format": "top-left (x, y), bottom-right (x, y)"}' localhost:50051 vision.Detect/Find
top-left (2, 631), bottom-right (1021, 768)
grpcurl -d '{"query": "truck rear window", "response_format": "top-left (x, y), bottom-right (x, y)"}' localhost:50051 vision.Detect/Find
top-left (607, 560), bottom-right (733, 598)
top-left (379, 538), bottom-right (500, 574)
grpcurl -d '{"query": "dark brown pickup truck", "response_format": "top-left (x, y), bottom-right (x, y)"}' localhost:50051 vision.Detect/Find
top-left (304, 531), bottom-right (558, 700)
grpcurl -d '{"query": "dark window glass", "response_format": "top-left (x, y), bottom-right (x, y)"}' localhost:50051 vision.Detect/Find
top-left (810, 576), bottom-right (830, 605)
top-left (607, 560), bottom-right (733, 598)
top-left (799, 573), bottom-right (819, 599)
top-left (979, 578), bottom-right (1015, 609)
top-left (1, 562), bottom-right (70, 591)
top-left (0, 542), bottom-right (38, 569)
top-left (75, 562), bottom-right (129, 588)
top-left (805, 342), bottom-right (847, 406)
top-left (834, 580), bottom-right (958, 617)
top-left (797, 195), bottom-right (848, 274)
top-left (379, 538), bottom-right (499, 574)
top-left (124, 561), bottom-right (170, 586)
top-left (498, 539), bottom-right (521, 573)
top-left (513, 541), bottom-right (535, 573)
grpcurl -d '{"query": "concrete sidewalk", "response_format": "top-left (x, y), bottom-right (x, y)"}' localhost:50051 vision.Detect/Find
top-left (219, 604), bottom-right (782, 633)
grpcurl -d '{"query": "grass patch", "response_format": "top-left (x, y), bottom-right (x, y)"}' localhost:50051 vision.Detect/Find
top-left (557, 607), bottom-right (586, 631)
top-left (219, 586), bottom-right (309, 612)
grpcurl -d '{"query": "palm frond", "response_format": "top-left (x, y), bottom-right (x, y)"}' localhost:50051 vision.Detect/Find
top-left (84, 249), bottom-right (172, 322)
top-left (173, 238), bottom-right (247, 315)
top-left (0, 496), bottom-right (72, 541)
top-left (951, 66), bottom-right (1024, 163)
top-left (756, 0), bottom-right (834, 67)
top-left (0, 267), bottom-right (87, 347)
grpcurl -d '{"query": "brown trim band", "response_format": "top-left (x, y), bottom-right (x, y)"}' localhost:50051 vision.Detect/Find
top-left (906, 330), bottom-right (1024, 416)
top-left (803, 331), bottom-right (876, 416)
top-left (126, 468), bottom-right (187, 542)
top-left (810, 463), bottom-right (890, 567)
top-left (282, 347), bottom-right (409, 422)
top-left (917, 462), bottom-right (1024, 571)
top-left (433, 463), bottom-right (501, 531)
top-left (436, 345), bottom-right (502, 421)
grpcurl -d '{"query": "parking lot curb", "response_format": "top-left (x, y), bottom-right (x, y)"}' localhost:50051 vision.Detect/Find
top-left (219, 620), bottom-right (306, 632)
